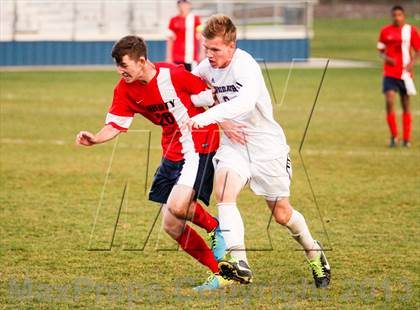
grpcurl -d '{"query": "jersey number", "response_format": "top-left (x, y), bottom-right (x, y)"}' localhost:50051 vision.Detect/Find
top-left (156, 112), bottom-right (175, 126)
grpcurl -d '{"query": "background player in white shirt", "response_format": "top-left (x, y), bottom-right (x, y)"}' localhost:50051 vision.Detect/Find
top-left (186, 14), bottom-right (331, 288)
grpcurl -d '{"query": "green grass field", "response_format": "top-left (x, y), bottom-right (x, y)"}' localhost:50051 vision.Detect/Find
top-left (312, 17), bottom-right (420, 62)
top-left (1, 19), bottom-right (420, 309)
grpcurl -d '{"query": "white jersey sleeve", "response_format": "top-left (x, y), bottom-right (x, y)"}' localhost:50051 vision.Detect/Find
top-left (190, 59), bottom-right (215, 107)
top-left (191, 58), bottom-right (260, 126)
top-left (190, 89), bottom-right (214, 107)
top-left (190, 49), bottom-right (289, 161)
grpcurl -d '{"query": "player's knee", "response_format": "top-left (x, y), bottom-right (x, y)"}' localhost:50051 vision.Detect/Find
top-left (273, 201), bottom-right (292, 225)
top-left (402, 100), bottom-right (410, 112)
top-left (274, 212), bottom-right (290, 225)
top-left (163, 221), bottom-right (174, 236)
top-left (163, 219), bottom-right (183, 239)
top-left (214, 184), bottom-right (240, 203)
top-left (386, 101), bottom-right (394, 112)
top-left (168, 203), bottom-right (188, 219)
top-left (273, 208), bottom-right (289, 225)
top-left (385, 96), bottom-right (394, 109)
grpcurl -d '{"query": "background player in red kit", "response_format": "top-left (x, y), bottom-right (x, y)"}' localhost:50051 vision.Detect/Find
top-left (75, 36), bottom-right (232, 290)
top-left (166, 0), bottom-right (203, 71)
top-left (377, 5), bottom-right (420, 147)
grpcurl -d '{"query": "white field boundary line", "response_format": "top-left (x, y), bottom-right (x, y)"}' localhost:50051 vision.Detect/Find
top-left (301, 149), bottom-right (419, 157)
top-left (0, 137), bottom-right (418, 157)
top-left (87, 136), bottom-right (119, 249)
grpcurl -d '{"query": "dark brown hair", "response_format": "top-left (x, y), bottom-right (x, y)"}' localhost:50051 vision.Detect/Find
top-left (111, 35), bottom-right (148, 65)
top-left (203, 14), bottom-right (237, 44)
top-left (391, 5), bottom-right (404, 13)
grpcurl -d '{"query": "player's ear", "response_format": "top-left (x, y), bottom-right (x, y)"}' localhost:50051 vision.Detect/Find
top-left (138, 57), bottom-right (147, 66)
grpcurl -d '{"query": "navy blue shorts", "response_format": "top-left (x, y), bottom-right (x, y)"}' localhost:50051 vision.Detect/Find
top-left (149, 152), bottom-right (215, 206)
top-left (383, 76), bottom-right (407, 95)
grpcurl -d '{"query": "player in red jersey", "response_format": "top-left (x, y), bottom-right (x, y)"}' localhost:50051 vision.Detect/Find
top-left (76, 36), bottom-right (233, 290)
top-left (166, 0), bottom-right (203, 71)
top-left (377, 5), bottom-right (420, 147)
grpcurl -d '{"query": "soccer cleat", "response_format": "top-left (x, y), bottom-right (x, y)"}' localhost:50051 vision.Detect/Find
top-left (308, 240), bottom-right (331, 288)
top-left (218, 258), bottom-right (253, 284)
top-left (193, 272), bottom-right (234, 291)
top-left (389, 136), bottom-right (398, 148)
top-left (207, 218), bottom-right (227, 261)
top-left (402, 140), bottom-right (411, 147)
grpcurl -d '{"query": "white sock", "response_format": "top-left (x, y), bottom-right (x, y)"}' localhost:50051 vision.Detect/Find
top-left (217, 202), bottom-right (248, 264)
top-left (286, 209), bottom-right (320, 260)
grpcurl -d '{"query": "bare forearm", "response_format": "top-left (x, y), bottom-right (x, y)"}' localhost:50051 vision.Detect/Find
top-left (190, 89), bottom-right (214, 107)
top-left (92, 125), bottom-right (121, 144)
top-left (167, 38), bottom-right (173, 62)
top-left (379, 51), bottom-right (395, 65)
top-left (379, 51), bottom-right (388, 60)
top-left (412, 50), bottom-right (420, 64)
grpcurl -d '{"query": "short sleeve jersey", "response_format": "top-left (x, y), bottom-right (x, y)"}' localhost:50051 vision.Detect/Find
top-left (377, 24), bottom-right (420, 79)
top-left (106, 63), bottom-right (219, 161)
top-left (168, 14), bottom-right (201, 64)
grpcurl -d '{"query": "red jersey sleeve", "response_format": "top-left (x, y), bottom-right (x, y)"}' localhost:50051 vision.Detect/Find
top-left (105, 80), bottom-right (135, 132)
top-left (411, 26), bottom-right (420, 51)
top-left (377, 27), bottom-right (386, 51)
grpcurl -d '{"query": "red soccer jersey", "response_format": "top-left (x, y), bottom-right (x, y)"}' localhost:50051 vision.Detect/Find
top-left (168, 14), bottom-right (201, 64)
top-left (377, 24), bottom-right (420, 79)
top-left (105, 63), bottom-right (219, 161)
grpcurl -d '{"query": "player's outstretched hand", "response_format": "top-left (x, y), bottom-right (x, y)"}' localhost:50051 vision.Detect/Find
top-left (220, 121), bottom-right (247, 145)
top-left (76, 131), bottom-right (96, 146)
top-left (211, 87), bottom-right (220, 105)
top-left (404, 61), bottom-right (414, 73)
top-left (182, 119), bottom-right (204, 132)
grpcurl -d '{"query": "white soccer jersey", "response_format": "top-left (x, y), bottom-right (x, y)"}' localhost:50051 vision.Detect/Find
top-left (191, 48), bottom-right (288, 162)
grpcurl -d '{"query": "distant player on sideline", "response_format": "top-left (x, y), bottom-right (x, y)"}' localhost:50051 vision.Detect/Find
top-left (377, 5), bottom-right (420, 147)
top-left (185, 15), bottom-right (331, 288)
top-left (167, 0), bottom-right (203, 71)
top-left (75, 36), bottom-right (232, 290)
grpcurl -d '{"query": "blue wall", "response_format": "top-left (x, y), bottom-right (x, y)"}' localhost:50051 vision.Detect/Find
top-left (0, 39), bottom-right (308, 66)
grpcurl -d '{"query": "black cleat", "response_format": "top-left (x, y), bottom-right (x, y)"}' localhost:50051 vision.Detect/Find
top-left (389, 136), bottom-right (398, 148)
top-left (308, 240), bottom-right (331, 288)
top-left (402, 140), bottom-right (411, 147)
top-left (218, 258), bottom-right (253, 284)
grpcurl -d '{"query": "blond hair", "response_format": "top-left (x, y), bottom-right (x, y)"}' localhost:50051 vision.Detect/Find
top-left (203, 14), bottom-right (237, 44)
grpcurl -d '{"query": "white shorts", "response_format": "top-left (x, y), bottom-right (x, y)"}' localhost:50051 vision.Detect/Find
top-left (213, 145), bottom-right (292, 200)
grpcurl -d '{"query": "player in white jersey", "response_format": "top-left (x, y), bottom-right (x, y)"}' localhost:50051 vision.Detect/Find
top-left (185, 15), bottom-right (331, 288)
